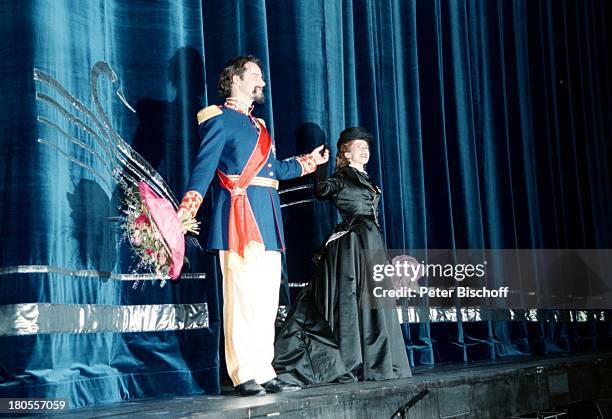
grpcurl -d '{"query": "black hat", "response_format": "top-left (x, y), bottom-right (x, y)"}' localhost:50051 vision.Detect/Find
top-left (337, 126), bottom-right (373, 149)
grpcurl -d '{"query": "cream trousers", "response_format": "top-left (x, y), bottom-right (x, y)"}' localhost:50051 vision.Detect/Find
top-left (219, 250), bottom-right (281, 386)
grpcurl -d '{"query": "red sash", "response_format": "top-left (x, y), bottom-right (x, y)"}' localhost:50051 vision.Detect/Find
top-left (216, 123), bottom-right (272, 257)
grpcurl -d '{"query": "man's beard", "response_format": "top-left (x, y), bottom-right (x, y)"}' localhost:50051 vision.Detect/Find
top-left (253, 89), bottom-right (265, 104)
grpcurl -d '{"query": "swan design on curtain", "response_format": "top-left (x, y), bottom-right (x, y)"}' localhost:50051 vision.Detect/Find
top-left (33, 61), bottom-right (200, 283)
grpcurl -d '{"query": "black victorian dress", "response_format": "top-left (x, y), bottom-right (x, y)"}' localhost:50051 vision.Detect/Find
top-left (273, 166), bottom-right (411, 385)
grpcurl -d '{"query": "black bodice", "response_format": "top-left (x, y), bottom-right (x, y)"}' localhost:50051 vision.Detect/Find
top-left (315, 166), bottom-right (381, 224)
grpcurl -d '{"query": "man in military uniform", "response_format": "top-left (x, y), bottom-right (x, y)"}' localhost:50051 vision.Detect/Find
top-left (177, 55), bottom-right (329, 396)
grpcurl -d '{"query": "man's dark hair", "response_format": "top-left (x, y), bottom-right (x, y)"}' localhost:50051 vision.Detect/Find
top-left (218, 55), bottom-right (264, 98)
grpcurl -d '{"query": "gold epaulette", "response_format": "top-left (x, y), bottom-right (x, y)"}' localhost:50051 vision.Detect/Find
top-left (256, 118), bottom-right (266, 128)
top-left (197, 105), bottom-right (223, 124)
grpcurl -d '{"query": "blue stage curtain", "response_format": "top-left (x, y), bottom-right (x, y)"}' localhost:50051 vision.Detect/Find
top-left (1, 0), bottom-right (611, 408)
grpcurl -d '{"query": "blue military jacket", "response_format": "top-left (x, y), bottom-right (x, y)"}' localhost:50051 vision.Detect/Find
top-left (186, 105), bottom-right (304, 251)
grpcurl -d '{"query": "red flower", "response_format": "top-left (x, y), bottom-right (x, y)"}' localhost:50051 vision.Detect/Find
top-left (135, 213), bottom-right (149, 225)
top-left (145, 248), bottom-right (154, 256)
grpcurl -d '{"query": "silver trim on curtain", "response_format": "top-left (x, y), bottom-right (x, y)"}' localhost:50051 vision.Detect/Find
top-left (0, 265), bottom-right (206, 281)
top-left (276, 306), bottom-right (608, 324)
top-left (395, 307), bottom-right (609, 323)
top-left (0, 303), bottom-right (208, 336)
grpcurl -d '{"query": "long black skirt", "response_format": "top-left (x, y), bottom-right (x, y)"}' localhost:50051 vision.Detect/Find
top-left (273, 220), bottom-right (411, 385)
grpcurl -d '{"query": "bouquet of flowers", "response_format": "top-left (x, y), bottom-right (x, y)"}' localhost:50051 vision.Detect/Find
top-left (122, 181), bottom-right (199, 287)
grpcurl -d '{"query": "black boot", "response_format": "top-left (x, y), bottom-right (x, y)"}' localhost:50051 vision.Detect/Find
top-left (262, 378), bottom-right (301, 393)
top-left (234, 379), bottom-right (266, 396)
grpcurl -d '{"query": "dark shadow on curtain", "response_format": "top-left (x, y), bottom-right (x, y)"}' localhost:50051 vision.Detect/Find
top-left (132, 46), bottom-right (205, 193)
top-left (281, 123), bottom-right (334, 303)
top-left (66, 179), bottom-right (117, 273)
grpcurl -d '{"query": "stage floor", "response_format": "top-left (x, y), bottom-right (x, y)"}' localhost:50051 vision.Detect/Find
top-left (41, 353), bottom-right (612, 418)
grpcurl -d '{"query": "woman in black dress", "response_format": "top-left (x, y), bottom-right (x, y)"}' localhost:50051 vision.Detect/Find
top-left (274, 127), bottom-right (411, 385)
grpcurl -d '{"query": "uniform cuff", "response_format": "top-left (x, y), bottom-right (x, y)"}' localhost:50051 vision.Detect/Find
top-left (296, 154), bottom-right (317, 176)
top-left (179, 190), bottom-right (203, 218)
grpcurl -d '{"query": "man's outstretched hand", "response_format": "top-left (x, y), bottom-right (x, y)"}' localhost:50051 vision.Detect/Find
top-left (310, 144), bottom-right (329, 165)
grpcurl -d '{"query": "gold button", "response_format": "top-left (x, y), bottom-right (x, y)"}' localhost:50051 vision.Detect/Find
top-left (267, 163), bottom-right (272, 168)
top-left (269, 172), bottom-right (274, 176)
